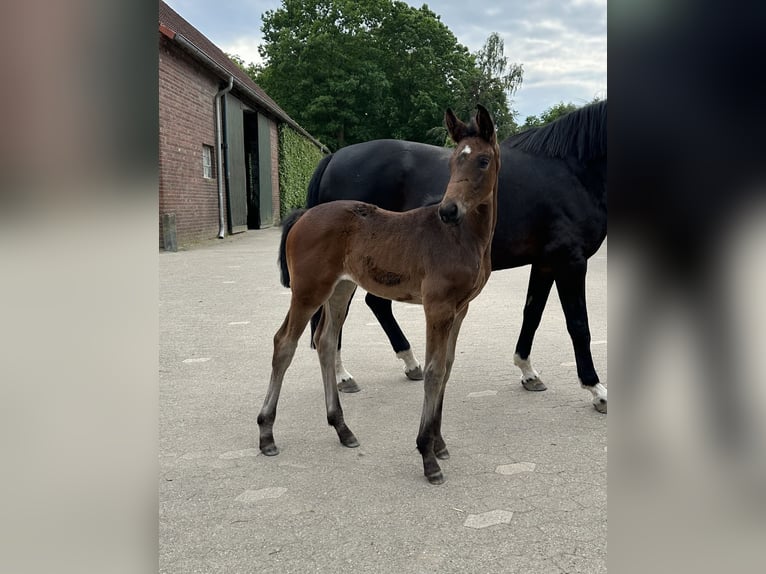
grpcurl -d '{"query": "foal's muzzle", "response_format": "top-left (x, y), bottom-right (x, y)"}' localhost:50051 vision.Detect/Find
top-left (438, 202), bottom-right (462, 225)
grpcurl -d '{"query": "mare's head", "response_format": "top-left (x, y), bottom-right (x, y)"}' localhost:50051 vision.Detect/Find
top-left (438, 105), bottom-right (500, 225)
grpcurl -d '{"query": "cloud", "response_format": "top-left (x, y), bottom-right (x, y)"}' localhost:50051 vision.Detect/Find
top-left (219, 35), bottom-right (265, 67)
top-left (164, 0), bottom-right (607, 117)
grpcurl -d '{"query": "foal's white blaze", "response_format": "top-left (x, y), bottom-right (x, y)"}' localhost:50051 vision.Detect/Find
top-left (513, 352), bottom-right (540, 382)
top-left (461, 144), bottom-right (472, 156)
top-left (396, 348), bottom-right (421, 372)
top-left (335, 351), bottom-right (354, 384)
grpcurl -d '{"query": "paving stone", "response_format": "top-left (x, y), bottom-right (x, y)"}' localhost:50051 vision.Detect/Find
top-left (236, 487), bottom-right (287, 503)
top-left (467, 390), bottom-right (498, 398)
top-left (463, 509), bottom-right (514, 529)
top-left (496, 462), bottom-right (537, 475)
top-left (219, 448), bottom-right (260, 459)
top-left (179, 451), bottom-right (210, 460)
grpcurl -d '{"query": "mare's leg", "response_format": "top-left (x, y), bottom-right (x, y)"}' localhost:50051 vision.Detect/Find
top-left (257, 302), bottom-right (317, 455)
top-left (514, 264), bottom-right (555, 392)
top-left (417, 303), bottom-right (455, 484)
top-left (315, 280), bottom-right (360, 448)
top-left (334, 349), bottom-right (358, 393)
top-left (432, 305), bottom-right (468, 461)
top-left (555, 263), bottom-right (607, 413)
top-left (365, 293), bottom-right (423, 380)
top-left (312, 298), bottom-right (359, 391)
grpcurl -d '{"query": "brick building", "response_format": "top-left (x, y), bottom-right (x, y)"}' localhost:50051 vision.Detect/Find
top-left (159, 1), bottom-right (326, 249)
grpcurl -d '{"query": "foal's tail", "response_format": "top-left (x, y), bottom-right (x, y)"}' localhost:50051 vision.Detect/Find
top-left (305, 153), bottom-right (333, 208)
top-left (278, 209), bottom-right (307, 288)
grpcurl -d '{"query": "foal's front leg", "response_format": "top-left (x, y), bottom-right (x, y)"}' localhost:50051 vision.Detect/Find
top-left (432, 305), bottom-right (468, 461)
top-left (417, 308), bottom-right (455, 484)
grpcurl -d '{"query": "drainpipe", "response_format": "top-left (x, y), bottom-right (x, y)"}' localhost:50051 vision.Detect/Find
top-left (215, 76), bottom-right (234, 238)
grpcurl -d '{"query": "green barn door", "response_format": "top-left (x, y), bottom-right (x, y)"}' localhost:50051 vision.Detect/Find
top-left (256, 112), bottom-right (273, 228)
top-left (224, 95), bottom-right (248, 234)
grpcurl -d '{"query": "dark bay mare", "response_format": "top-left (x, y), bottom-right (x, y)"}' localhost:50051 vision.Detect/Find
top-left (308, 100), bottom-right (607, 412)
top-left (258, 106), bottom-right (501, 484)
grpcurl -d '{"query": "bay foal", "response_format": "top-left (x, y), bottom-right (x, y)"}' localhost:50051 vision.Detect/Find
top-left (257, 105), bottom-right (501, 484)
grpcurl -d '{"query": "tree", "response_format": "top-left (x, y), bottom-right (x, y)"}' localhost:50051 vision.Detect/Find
top-left (427, 32), bottom-right (524, 145)
top-left (254, 0), bottom-right (477, 150)
top-left (520, 101), bottom-right (579, 131)
top-left (226, 53), bottom-right (259, 83)
top-left (372, 2), bottom-right (476, 143)
top-left (461, 33), bottom-right (523, 139)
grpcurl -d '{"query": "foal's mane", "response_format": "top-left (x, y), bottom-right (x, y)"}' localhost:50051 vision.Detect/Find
top-left (505, 100), bottom-right (607, 161)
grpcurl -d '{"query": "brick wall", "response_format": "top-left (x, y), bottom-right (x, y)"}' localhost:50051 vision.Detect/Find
top-left (159, 36), bottom-right (227, 248)
top-left (269, 119), bottom-right (281, 226)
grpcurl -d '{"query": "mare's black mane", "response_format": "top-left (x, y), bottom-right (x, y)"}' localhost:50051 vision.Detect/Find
top-left (505, 100), bottom-right (606, 161)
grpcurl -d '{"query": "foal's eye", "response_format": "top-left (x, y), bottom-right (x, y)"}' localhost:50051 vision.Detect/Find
top-left (478, 156), bottom-right (491, 169)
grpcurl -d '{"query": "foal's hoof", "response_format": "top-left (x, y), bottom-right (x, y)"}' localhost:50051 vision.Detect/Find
top-left (522, 376), bottom-right (547, 392)
top-left (337, 425), bottom-right (360, 448)
top-left (426, 471), bottom-right (445, 485)
top-left (342, 436), bottom-right (360, 448)
top-left (405, 365), bottom-right (424, 381)
top-left (435, 447), bottom-right (450, 460)
top-left (593, 397), bottom-right (607, 414)
top-left (340, 434), bottom-right (360, 448)
top-left (260, 444), bottom-right (279, 456)
top-left (337, 378), bottom-right (360, 393)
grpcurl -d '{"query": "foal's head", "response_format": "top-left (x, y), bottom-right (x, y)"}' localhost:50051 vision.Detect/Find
top-left (439, 105), bottom-right (500, 225)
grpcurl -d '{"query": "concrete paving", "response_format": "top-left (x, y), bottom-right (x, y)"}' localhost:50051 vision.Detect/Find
top-left (160, 228), bottom-right (607, 573)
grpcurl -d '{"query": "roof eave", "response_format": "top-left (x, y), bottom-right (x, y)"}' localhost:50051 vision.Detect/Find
top-left (161, 26), bottom-right (329, 153)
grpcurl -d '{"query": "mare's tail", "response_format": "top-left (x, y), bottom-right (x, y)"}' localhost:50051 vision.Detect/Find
top-left (278, 209), bottom-right (307, 288)
top-left (305, 153), bottom-right (333, 208)
top-left (298, 153), bottom-right (334, 347)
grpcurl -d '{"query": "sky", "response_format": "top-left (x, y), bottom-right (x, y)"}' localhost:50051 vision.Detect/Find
top-left (163, 0), bottom-right (606, 121)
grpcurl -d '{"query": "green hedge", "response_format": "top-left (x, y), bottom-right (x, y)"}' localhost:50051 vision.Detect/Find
top-left (278, 125), bottom-right (325, 220)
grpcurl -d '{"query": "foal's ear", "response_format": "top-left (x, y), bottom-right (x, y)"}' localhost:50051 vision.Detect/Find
top-left (475, 104), bottom-right (496, 143)
top-left (445, 108), bottom-right (467, 143)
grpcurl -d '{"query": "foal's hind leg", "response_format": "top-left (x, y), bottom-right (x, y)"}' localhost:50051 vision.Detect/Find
top-left (315, 280), bottom-right (360, 448)
top-left (311, 298), bottom-right (359, 392)
top-left (257, 303), bottom-right (317, 455)
top-left (514, 264), bottom-right (555, 392)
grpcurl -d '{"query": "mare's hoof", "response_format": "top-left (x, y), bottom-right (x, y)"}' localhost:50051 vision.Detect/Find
top-left (522, 377), bottom-right (547, 392)
top-left (593, 397), bottom-right (607, 414)
top-left (338, 378), bottom-right (360, 393)
top-left (405, 365), bottom-right (424, 381)
top-left (435, 447), bottom-right (450, 460)
top-left (426, 471), bottom-right (445, 485)
top-left (260, 444), bottom-right (279, 456)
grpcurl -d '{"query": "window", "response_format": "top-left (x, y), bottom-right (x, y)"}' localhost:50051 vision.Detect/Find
top-left (202, 145), bottom-right (214, 179)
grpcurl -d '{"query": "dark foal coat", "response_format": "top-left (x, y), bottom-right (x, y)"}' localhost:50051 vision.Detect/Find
top-left (308, 100), bottom-right (607, 409)
top-left (258, 106), bottom-right (501, 484)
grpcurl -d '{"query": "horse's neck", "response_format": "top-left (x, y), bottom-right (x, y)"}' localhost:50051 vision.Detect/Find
top-left (570, 155), bottom-right (607, 210)
top-left (465, 187), bottom-right (499, 255)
